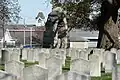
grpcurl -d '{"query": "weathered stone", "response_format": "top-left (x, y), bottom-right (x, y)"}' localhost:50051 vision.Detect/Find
top-left (46, 56), bottom-right (62, 80)
top-left (10, 52), bottom-right (20, 61)
top-left (33, 48), bottom-right (40, 61)
top-left (117, 65), bottom-right (120, 80)
top-left (105, 51), bottom-right (116, 73)
top-left (89, 54), bottom-right (101, 77)
top-left (71, 48), bottom-right (80, 60)
top-left (27, 49), bottom-right (35, 62)
top-left (70, 58), bottom-right (90, 75)
top-left (0, 70), bottom-right (17, 80)
top-left (59, 49), bottom-right (66, 66)
top-left (22, 49), bottom-right (28, 60)
top-left (23, 65), bottom-right (48, 80)
top-left (117, 49), bottom-right (120, 64)
top-left (56, 71), bottom-right (90, 80)
top-left (5, 60), bottom-right (24, 80)
top-left (39, 52), bottom-right (46, 68)
top-left (1, 50), bottom-right (10, 64)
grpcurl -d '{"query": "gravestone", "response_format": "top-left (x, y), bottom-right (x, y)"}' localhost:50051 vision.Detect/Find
top-left (56, 71), bottom-right (90, 80)
top-left (27, 49), bottom-right (35, 62)
top-left (10, 52), bottom-right (20, 61)
top-left (117, 65), bottom-right (120, 80)
top-left (117, 49), bottom-right (120, 64)
top-left (33, 48), bottom-right (40, 61)
top-left (41, 48), bottom-right (50, 59)
top-left (39, 52), bottom-right (46, 68)
top-left (59, 49), bottom-right (66, 66)
top-left (0, 70), bottom-right (17, 80)
top-left (1, 49), bottom-right (10, 64)
top-left (46, 56), bottom-right (62, 80)
top-left (5, 60), bottom-right (24, 80)
top-left (112, 54), bottom-right (117, 80)
top-left (22, 49), bottom-right (28, 60)
top-left (71, 48), bottom-right (80, 60)
top-left (105, 51), bottom-right (116, 73)
top-left (70, 58), bottom-right (90, 75)
top-left (89, 54), bottom-right (101, 77)
top-left (23, 65), bottom-right (48, 80)
top-left (79, 50), bottom-right (88, 60)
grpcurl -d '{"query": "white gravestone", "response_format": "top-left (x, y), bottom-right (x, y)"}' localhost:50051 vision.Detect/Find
top-left (27, 49), bottom-right (35, 62)
top-left (5, 60), bottom-right (24, 80)
top-left (22, 49), bottom-right (28, 60)
top-left (0, 70), bottom-right (17, 80)
top-left (56, 71), bottom-right (90, 80)
top-left (33, 48), bottom-right (40, 61)
top-left (117, 65), bottom-right (120, 80)
top-left (1, 50), bottom-right (10, 64)
top-left (41, 48), bottom-right (50, 59)
top-left (70, 58), bottom-right (90, 75)
top-left (10, 52), bottom-right (20, 61)
top-left (23, 65), bottom-right (48, 80)
top-left (59, 49), bottom-right (66, 66)
top-left (112, 54), bottom-right (117, 80)
top-left (117, 49), bottom-right (120, 64)
top-left (105, 51), bottom-right (116, 73)
top-left (71, 49), bottom-right (80, 60)
top-left (79, 50), bottom-right (88, 60)
top-left (46, 56), bottom-right (62, 80)
top-left (39, 52), bottom-right (46, 68)
top-left (89, 54), bottom-right (101, 77)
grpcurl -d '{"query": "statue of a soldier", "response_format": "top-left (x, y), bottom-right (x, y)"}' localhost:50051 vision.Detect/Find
top-left (43, 7), bottom-right (68, 48)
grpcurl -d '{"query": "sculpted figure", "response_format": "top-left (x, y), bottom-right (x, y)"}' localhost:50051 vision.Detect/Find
top-left (43, 7), bottom-right (68, 48)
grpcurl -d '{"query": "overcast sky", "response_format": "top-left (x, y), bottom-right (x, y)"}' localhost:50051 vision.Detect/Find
top-left (18, 0), bottom-right (52, 24)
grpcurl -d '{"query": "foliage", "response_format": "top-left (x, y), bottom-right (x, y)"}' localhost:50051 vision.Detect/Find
top-left (0, 0), bottom-right (21, 24)
top-left (51, 0), bottom-right (100, 30)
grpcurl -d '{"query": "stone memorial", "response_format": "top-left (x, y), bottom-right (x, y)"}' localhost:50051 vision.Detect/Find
top-left (56, 71), bottom-right (90, 80)
top-left (0, 70), bottom-right (17, 80)
top-left (10, 52), bottom-right (20, 61)
top-left (1, 49), bottom-right (10, 64)
top-left (5, 60), bottom-right (24, 80)
top-left (89, 54), bottom-right (101, 77)
top-left (33, 48), bottom-right (40, 61)
top-left (23, 65), bottom-right (48, 80)
top-left (39, 52), bottom-right (46, 68)
top-left (27, 49), bottom-right (35, 62)
top-left (104, 51), bottom-right (116, 73)
top-left (117, 49), bottom-right (120, 64)
top-left (70, 58), bottom-right (90, 75)
top-left (46, 56), bottom-right (62, 80)
top-left (22, 48), bottom-right (28, 60)
top-left (116, 65), bottom-right (120, 80)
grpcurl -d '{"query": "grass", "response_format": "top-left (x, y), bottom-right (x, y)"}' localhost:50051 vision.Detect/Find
top-left (62, 56), bottom-right (71, 73)
top-left (0, 64), bottom-right (4, 71)
top-left (21, 60), bottom-right (39, 67)
top-left (91, 73), bottom-right (112, 80)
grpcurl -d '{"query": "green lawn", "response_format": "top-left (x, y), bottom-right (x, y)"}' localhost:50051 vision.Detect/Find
top-left (21, 60), bottom-right (39, 67)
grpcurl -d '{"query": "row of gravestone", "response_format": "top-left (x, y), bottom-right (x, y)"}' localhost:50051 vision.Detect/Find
top-left (0, 48), bottom-right (120, 80)
top-left (0, 48), bottom-right (90, 80)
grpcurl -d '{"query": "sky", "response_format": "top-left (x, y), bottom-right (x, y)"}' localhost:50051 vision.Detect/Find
top-left (18, 0), bottom-right (52, 24)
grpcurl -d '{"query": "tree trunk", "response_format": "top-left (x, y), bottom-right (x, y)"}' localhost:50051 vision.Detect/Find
top-left (98, 17), bottom-right (120, 50)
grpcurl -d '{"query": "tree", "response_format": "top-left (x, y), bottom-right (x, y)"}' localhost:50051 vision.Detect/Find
top-left (0, 0), bottom-right (21, 47)
top-left (0, 0), bottom-right (21, 24)
top-left (51, 0), bottom-right (94, 30)
top-left (51, 0), bottom-right (120, 50)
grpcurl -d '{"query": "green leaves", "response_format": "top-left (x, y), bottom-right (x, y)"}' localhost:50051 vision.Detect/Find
top-left (0, 0), bottom-right (21, 24)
